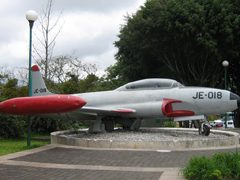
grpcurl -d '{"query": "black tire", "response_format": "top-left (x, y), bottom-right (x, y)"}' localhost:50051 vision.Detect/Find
top-left (199, 124), bottom-right (210, 136)
top-left (203, 124), bottom-right (210, 136)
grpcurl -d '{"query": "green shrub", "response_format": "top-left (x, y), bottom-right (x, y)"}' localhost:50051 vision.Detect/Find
top-left (31, 117), bottom-right (69, 133)
top-left (0, 115), bottom-right (25, 138)
top-left (0, 114), bottom-right (87, 138)
top-left (183, 152), bottom-right (240, 180)
top-left (163, 119), bottom-right (176, 127)
top-left (212, 153), bottom-right (240, 179)
top-left (183, 156), bottom-right (221, 180)
top-left (30, 116), bottom-right (87, 133)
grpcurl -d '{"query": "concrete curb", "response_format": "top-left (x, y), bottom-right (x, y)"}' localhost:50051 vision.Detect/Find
top-left (51, 128), bottom-right (239, 150)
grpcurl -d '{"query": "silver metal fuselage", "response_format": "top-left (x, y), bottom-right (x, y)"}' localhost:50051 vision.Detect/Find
top-left (71, 87), bottom-right (237, 119)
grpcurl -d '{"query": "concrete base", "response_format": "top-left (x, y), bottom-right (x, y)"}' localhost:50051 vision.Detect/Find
top-left (51, 128), bottom-right (239, 150)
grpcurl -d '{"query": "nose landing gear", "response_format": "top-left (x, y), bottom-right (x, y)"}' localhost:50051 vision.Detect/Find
top-left (193, 117), bottom-right (211, 136)
top-left (199, 123), bottom-right (211, 136)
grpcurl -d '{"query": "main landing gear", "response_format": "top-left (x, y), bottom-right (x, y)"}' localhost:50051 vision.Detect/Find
top-left (88, 117), bottom-right (142, 133)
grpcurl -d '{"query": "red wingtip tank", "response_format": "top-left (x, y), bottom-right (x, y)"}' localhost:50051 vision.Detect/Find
top-left (0, 95), bottom-right (86, 115)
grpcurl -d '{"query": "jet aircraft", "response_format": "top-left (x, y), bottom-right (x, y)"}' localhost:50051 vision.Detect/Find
top-left (0, 65), bottom-right (240, 136)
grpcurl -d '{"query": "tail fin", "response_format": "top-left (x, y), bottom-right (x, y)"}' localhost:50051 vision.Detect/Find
top-left (31, 65), bottom-right (51, 96)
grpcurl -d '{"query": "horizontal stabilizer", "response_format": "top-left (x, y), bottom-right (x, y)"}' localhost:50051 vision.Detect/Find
top-left (174, 115), bottom-right (205, 122)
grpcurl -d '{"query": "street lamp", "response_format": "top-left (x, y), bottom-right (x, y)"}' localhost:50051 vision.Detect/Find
top-left (222, 60), bottom-right (229, 128)
top-left (222, 60), bottom-right (229, 90)
top-left (26, 10), bottom-right (38, 147)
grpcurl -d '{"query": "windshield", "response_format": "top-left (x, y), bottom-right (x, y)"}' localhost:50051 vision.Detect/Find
top-left (115, 78), bottom-right (184, 91)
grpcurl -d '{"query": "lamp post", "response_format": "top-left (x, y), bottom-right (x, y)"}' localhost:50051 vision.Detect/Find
top-left (222, 60), bottom-right (229, 128)
top-left (26, 10), bottom-right (38, 147)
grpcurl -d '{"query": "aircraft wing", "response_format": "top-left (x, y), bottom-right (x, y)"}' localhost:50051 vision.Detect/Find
top-left (80, 106), bottom-right (136, 116)
top-left (174, 115), bottom-right (205, 121)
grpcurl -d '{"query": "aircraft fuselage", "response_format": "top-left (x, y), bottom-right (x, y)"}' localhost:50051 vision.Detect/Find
top-left (73, 87), bottom-right (237, 119)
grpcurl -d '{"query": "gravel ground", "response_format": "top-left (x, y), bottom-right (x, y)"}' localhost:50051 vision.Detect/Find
top-left (68, 129), bottom-right (228, 142)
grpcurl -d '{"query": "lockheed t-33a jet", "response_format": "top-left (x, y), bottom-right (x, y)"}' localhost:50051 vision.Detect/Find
top-left (0, 65), bottom-right (240, 136)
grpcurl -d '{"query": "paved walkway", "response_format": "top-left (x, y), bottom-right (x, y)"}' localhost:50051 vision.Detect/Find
top-left (0, 144), bottom-right (240, 180)
top-left (0, 128), bottom-right (239, 180)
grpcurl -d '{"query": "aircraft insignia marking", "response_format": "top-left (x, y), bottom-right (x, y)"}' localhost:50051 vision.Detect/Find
top-left (192, 92), bottom-right (222, 99)
top-left (34, 88), bottom-right (47, 94)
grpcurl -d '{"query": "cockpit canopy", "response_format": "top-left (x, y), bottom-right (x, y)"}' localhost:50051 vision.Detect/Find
top-left (115, 78), bottom-right (184, 91)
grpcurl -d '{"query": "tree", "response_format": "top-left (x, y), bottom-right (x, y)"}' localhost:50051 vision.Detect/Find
top-left (101, 63), bottom-right (128, 90)
top-left (47, 55), bottom-right (97, 83)
top-left (0, 71), bottom-right (27, 138)
top-left (1, 78), bottom-right (27, 99)
top-left (34, 0), bottom-right (63, 80)
top-left (114, 0), bottom-right (240, 88)
top-left (33, 0), bottom-right (98, 85)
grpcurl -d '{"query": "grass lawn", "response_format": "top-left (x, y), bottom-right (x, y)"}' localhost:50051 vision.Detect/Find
top-left (0, 135), bottom-right (50, 156)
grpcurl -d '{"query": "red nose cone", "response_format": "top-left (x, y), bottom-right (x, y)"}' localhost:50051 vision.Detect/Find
top-left (0, 95), bottom-right (86, 115)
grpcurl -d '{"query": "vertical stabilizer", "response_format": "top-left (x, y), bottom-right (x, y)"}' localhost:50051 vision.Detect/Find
top-left (31, 65), bottom-right (51, 96)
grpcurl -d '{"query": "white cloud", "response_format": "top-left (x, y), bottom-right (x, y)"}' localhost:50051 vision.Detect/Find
top-left (54, 12), bottom-right (121, 57)
top-left (84, 48), bottom-right (117, 69)
top-left (52, 0), bottom-right (142, 13)
top-left (0, 0), bottom-right (146, 75)
top-left (0, 41), bottom-right (27, 67)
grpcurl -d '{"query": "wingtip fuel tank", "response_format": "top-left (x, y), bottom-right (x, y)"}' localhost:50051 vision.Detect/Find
top-left (0, 95), bottom-right (86, 115)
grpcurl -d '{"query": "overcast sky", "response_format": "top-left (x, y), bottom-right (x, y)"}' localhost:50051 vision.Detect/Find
top-left (0, 0), bottom-right (145, 75)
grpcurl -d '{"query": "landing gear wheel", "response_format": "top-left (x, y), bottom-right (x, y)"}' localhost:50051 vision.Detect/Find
top-left (199, 124), bottom-right (210, 136)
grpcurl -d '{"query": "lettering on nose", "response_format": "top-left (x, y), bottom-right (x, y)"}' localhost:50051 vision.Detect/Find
top-left (193, 92), bottom-right (222, 99)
